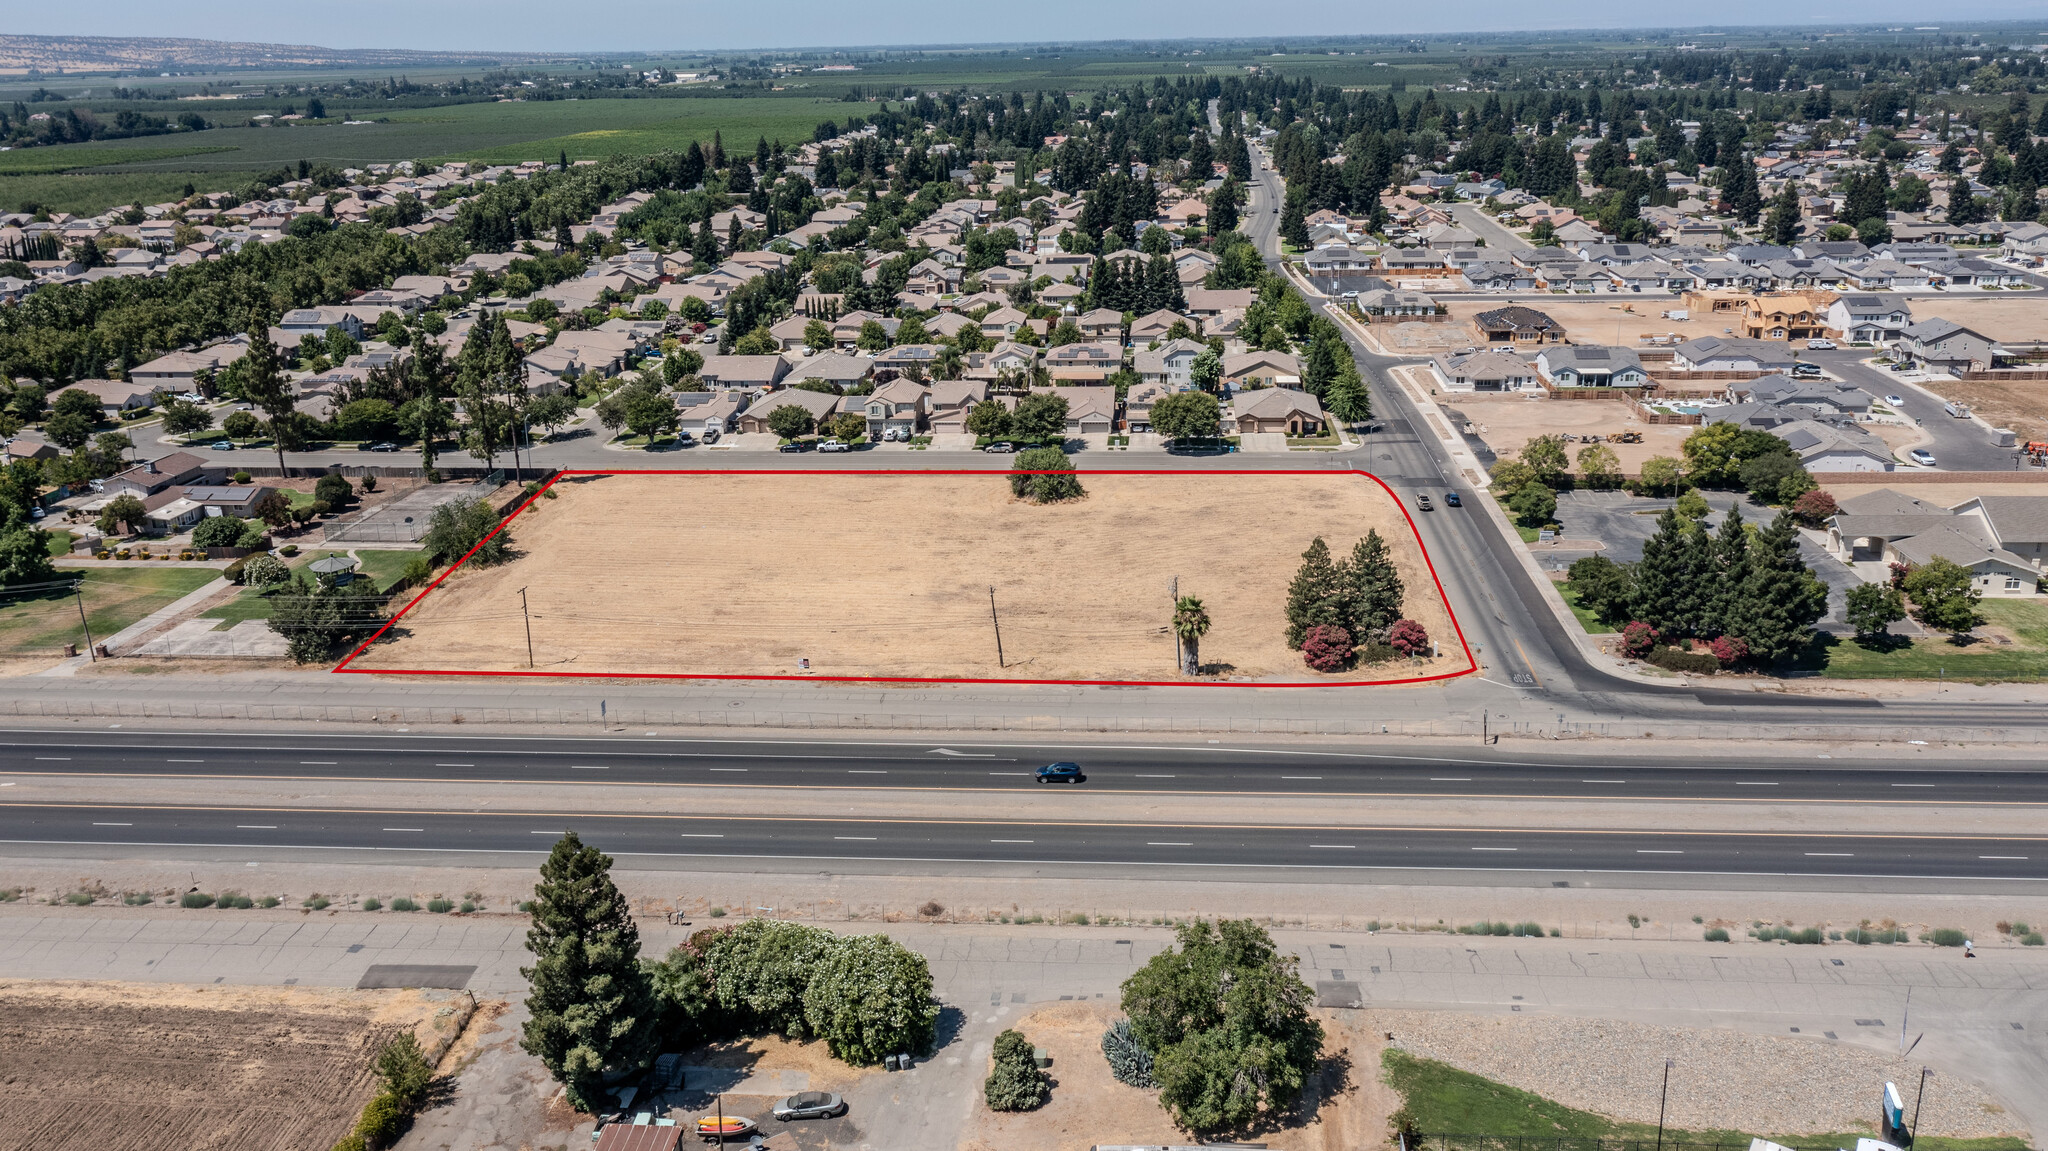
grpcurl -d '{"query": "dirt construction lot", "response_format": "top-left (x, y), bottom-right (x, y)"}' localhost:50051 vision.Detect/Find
top-left (0, 980), bottom-right (437, 1151)
top-left (353, 471), bottom-right (1468, 684)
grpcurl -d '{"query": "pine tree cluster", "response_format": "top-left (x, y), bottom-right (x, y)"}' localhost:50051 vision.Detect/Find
top-left (1283, 532), bottom-right (1405, 651)
top-left (1087, 254), bottom-right (1186, 314)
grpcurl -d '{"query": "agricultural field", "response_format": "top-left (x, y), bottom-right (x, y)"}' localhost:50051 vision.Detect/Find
top-left (347, 470), bottom-right (1468, 684)
top-left (0, 979), bottom-right (442, 1151)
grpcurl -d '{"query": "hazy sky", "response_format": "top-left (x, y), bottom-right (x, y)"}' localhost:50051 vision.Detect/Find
top-left (20, 0), bottom-right (2048, 53)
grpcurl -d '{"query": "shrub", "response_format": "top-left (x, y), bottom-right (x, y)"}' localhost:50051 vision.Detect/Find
top-left (1388, 618), bottom-right (1430, 657)
top-left (190, 515), bottom-right (248, 548)
top-left (1356, 640), bottom-right (1397, 664)
top-left (1300, 624), bottom-right (1353, 671)
top-left (124, 893), bottom-right (152, 905)
top-left (459, 901), bottom-right (475, 913)
top-left (280, 543), bottom-right (299, 556)
top-left (353, 1093), bottom-right (406, 1147)
top-left (374, 1032), bottom-right (435, 1114)
top-left (315, 473), bottom-right (354, 508)
top-left (390, 897), bottom-right (419, 912)
top-left (65, 891), bottom-right (94, 905)
top-left (802, 933), bottom-right (941, 1064)
top-left (304, 896), bottom-right (330, 910)
top-left (1844, 926), bottom-right (1908, 944)
top-left (1922, 928), bottom-right (1967, 947)
top-left (984, 1029), bottom-right (1050, 1111)
top-left (242, 554), bottom-right (291, 587)
top-left (330, 1137), bottom-right (367, 1151)
top-left (2025, 933), bottom-right (2045, 946)
top-left (427, 898), bottom-right (454, 913)
top-left (1704, 928), bottom-right (1731, 942)
top-left (361, 897), bottom-right (383, 911)
top-left (180, 892), bottom-right (215, 908)
top-left (708, 906), bottom-right (726, 917)
top-left (233, 470), bottom-right (252, 484)
top-left (1751, 925), bottom-right (1824, 944)
top-left (361, 474), bottom-right (378, 493)
top-left (401, 554), bottom-right (435, 589)
top-left (1708, 634), bottom-right (1748, 667)
top-left (218, 892), bottom-right (255, 909)
top-left (1619, 621), bottom-right (1659, 658)
top-left (1101, 1018), bottom-right (1158, 1088)
top-left (1647, 645), bottom-right (1719, 674)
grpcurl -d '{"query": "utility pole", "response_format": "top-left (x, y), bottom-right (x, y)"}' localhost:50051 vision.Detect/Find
top-left (988, 584), bottom-right (1004, 668)
top-left (1655, 1057), bottom-right (1673, 1151)
top-left (73, 582), bottom-right (95, 661)
top-left (1170, 575), bottom-right (1180, 671)
top-left (518, 586), bottom-right (534, 668)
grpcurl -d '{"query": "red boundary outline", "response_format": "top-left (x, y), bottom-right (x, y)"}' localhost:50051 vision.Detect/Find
top-left (332, 468), bottom-right (1476, 688)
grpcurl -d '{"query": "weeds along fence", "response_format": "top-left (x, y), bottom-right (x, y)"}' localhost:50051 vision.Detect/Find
top-left (1410, 1139), bottom-right (1856, 1151)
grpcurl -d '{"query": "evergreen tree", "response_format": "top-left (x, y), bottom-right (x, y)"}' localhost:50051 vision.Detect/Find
top-left (1340, 530), bottom-right (1404, 642)
top-left (1720, 511), bottom-right (1827, 663)
top-left (1630, 508), bottom-right (1705, 636)
top-left (237, 313), bottom-right (295, 477)
top-left (1947, 178), bottom-right (1983, 227)
top-left (1725, 153), bottom-right (1762, 225)
top-left (1323, 358), bottom-right (1371, 423)
top-left (1702, 505), bottom-right (1749, 638)
top-left (1283, 537), bottom-right (1344, 649)
top-left (1279, 188), bottom-right (1309, 248)
top-left (1766, 180), bottom-right (1802, 245)
top-left (1208, 179), bottom-right (1239, 233)
top-left (521, 832), bottom-right (657, 1111)
top-left (1300, 329), bottom-right (1340, 397)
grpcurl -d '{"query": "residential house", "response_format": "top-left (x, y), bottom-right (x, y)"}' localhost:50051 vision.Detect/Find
top-left (1302, 246), bottom-right (1379, 275)
top-left (1129, 309), bottom-right (1190, 344)
top-left (697, 355), bottom-right (789, 390)
top-left (871, 344), bottom-right (944, 379)
top-left (1473, 305), bottom-right (1565, 344)
top-left (1843, 259), bottom-right (1934, 291)
top-left (1230, 388), bottom-right (1326, 435)
top-left (978, 307), bottom-right (1030, 340)
top-left (1042, 341), bottom-right (1122, 383)
top-left (1462, 263), bottom-right (1538, 292)
top-left (1221, 350), bottom-right (1302, 390)
top-left (1029, 385), bottom-right (1116, 435)
top-left (103, 452), bottom-right (213, 498)
top-left (736, 386), bottom-right (840, 434)
top-left (1823, 295), bottom-right (1913, 344)
top-left (1356, 289), bottom-right (1437, 317)
top-left (131, 342), bottom-right (247, 387)
top-left (674, 391), bottom-right (745, 434)
top-left (1891, 318), bottom-right (2002, 374)
top-left (1431, 349), bottom-right (1541, 393)
top-left (1769, 419), bottom-right (1896, 472)
top-left (1534, 346), bottom-right (1649, 394)
top-left (1133, 338), bottom-right (1207, 389)
top-left (785, 353), bottom-right (872, 392)
top-left (180, 484), bottom-right (271, 519)
top-left (860, 378), bottom-right (928, 437)
top-left (1671, 337), bottom-right (1800, 374)
top-left (1075, 308), bottom-right (1124, 341)
top-left (1725, 375), bottom-right (1872, 418)
top-left (1827, 490), bottom-right (2041, 595)
top-left (63, 378), bottom-right (161, 418)
top-left (830, 310), bottom-right (898, 349)
top-left (1184, 288), bottom-right (1254, 317)
top-left (768, 314), bottom-right (819, 351)
top-left (925, 380), bottom-right (990, 433)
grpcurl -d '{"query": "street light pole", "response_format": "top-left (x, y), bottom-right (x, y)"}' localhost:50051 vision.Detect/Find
top-left (1170, 575), bottom-right (1180, 671)
top-left (1909, 1067), bottom-right (1932, 1146)
top-left (1655, 1057), bottom-right (1673, 1151)
top-left (73, 583), bottom-right (96, 661)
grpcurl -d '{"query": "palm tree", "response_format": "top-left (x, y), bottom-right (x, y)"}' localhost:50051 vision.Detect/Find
top-left (1172, 595), bottom-right (1211, 676)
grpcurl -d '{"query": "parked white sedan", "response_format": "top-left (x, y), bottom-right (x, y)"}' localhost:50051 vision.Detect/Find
top-left (1908, 449), bottom-right (1937, 467)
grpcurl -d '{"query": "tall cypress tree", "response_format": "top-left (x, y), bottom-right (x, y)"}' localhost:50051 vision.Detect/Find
top-left (1702, 505), bottom-right (1749, 639)
top-left (1284, 537), bottom-right (1344, 649)
top-left (1340, 530), bottom-right (1405, 642)
top-left (1721, 511), bottom-right (1828, 663)
top-left (1630, 508), bottom-right (1706, 636)
top-left (521, 832), bottom-right (656, 1111)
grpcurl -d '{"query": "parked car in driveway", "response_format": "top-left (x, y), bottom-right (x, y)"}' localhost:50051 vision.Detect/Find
top-left (1909, 448), bottom-right (1937, 467)
top-left (1035, 762), bottom-right (1086, 784)
top-left (772, 1092), bottom-right (846, 1121)
top-left (1791, 363), bottom-right (1823, 378)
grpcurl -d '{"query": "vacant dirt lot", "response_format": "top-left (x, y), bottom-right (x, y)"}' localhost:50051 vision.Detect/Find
top-left (1413, 379), bottom-right (1690, 473)
top-left (354, 472), bottom-right (1468, 684)
top-left (1443, 297), bottom-right (1735, 348)
top-left (0, 980), bottom-right (436, 1151)
top-left (1911, 375), bottom-right (2048, 443)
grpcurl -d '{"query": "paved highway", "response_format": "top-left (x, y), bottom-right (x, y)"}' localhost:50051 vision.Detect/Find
top-left (2, 728), bottom-right (2045, 883)
top-left (5, 728), bottom-right (2048, 804)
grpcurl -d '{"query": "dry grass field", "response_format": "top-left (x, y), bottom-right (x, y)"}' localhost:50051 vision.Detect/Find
top-left (0, 981), bottom-right (436, 1151)
top-left (351, 471), bottom-right (1468, 684)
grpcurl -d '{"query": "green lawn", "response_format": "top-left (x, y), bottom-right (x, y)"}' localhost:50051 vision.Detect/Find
top-left (1813, 599), bottom-right (2048, 683)
top-left (0, 568), bottom-right (218, 656)
top-left (1383, 1050), bottom-right (2026, 1151)
top-left (351, 550), bottom-right (424, 594)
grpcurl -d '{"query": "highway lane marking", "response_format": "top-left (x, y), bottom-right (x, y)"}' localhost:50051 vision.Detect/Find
top-left (988, 772), bottom-right (1030, 776)
top-left (4, 803), bottom-right (2043, 843)
top-left (570, 765), bottom-right (609, 770)
top-left (236, 825), bottom-right (277, 829)
top-left (1891, 784), bottom-right (1935, 787)
top-left (1736, 782), bottom-right (1778, 786)
top-left (91, 822), bottom-right (131, 826)
top-left (3, 834), bottom-right (2042, 883)
top-left (1805, 852), bottom-right (1854, 857)
top-left (1471, 847), bottom-right (1518, 851)
top-left (1147, 842), bottom-right (1193, 846)
top-left (1135, 774), bottom-right (1176, 778)
top-left (990, 839), bottom-right (1034, 843)
top-left (1282, 776), bottom-right (1323, 780)
top-left (300, 761), bottom-right (337, 765)
top-left (1637, 850), bottom-right (1684, 854)
top-left (34, 757), bottom-right (68, 761)
top-left (833, 836), bottom-right (877, 841)
top-left (931, 748), bottom-right (997, 757)
top-left (847, 770), bottom-right (888, 774)
top-left (435, 763), bottom-right (474, 767)
top-left (166, 759), bottom-right (205, 763)
top-left (383, 828), bottom-right (424, 832)
top-left (708, 768), bottom-right (748, 772)
top-left (1583, 780), bottom-right (1627, 784)
top-left (679, 834), bottom-right (724, 838)
top-left (1981, 855), bottom-right (2028, 860)
top-left (1431, 777), bottom-right (1470, 781)
top-left (1310, 844), bottom-right (1355, 849)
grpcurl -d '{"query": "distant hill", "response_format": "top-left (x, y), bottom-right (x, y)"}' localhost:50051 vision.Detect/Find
top-left (0, 34), bottom-right (520, 74)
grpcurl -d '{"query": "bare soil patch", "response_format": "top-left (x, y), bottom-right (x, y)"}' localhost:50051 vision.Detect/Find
top-left (1911, 375), bottom-right (2048, 443)
top-left (353, 471), bottom-right (1468, 684)
top-left (960, 1001), bottom-right (1390, 1151)
top-left (0, 980), bottom-right (441, 1151)
top-left (1428, 385), bottom-right (1691, 473)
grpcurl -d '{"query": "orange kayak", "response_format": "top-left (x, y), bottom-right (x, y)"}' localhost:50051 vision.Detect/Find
top-left (695, 1116), bottom-right (757, 1141)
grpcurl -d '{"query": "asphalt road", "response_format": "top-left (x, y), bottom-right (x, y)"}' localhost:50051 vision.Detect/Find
top-left (1809, 349), bottom-right (2020, 471)
top-left (2, 729), bottom-right (2045, 882)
